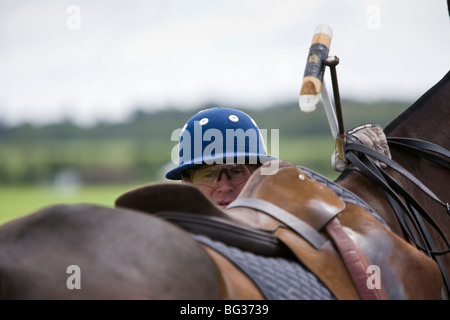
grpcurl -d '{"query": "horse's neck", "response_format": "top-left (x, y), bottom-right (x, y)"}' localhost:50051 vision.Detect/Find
top-left (385, 71), bottom-right (450, 148)
top-left (338, 71), bottom-right (450, 239)
top-left (385, 71), bottom-right (450, 204)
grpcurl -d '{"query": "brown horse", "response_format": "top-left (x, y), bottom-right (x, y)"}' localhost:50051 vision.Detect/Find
top-left (0, 71), bottom-right (448, 300)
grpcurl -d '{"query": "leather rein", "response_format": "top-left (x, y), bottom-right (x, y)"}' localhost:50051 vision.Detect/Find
top-left (343, 136), bottom-right (450, 297)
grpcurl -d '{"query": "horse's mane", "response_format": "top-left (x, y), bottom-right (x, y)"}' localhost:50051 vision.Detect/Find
top-left (384, 70), bottom-right (450, 135)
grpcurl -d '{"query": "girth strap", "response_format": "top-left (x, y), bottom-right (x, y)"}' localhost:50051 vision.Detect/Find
top-left (154, 211), bottom-right (288, 257)
top-left (325, 218), bottom-right (387, 300)
top-left (227, 197), bottom-right (329, 249)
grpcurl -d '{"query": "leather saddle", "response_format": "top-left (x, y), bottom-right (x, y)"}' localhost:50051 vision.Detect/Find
top-left (115, 160), bottom-right (442, 300)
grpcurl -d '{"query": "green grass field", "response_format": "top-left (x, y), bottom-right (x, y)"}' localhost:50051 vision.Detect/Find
top-left (0, 135), bottom-right (342, 225)
top-left (0, 183), bottom-right (143, 225)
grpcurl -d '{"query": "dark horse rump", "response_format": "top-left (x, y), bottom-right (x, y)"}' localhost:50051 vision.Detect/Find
top-left (0, 202), bottom-right (336, 300)
top-left (0, 204), bottom-right (223, 299)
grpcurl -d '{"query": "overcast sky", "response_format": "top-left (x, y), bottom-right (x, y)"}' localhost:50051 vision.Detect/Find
top-left (1, 0), bottom-right (449, 126)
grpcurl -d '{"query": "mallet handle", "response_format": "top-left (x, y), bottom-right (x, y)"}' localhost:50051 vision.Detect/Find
top-left (299, 25), bottom-right (333, 112)
top-left (324, 55), bottom-right (346, 161)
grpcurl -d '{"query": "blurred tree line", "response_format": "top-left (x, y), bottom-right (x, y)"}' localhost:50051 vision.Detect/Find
top-left (0, 99), bottom-right (410, 185)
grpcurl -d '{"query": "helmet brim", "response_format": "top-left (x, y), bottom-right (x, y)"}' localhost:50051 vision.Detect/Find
top-left (165, 153), bottom-right (278, 180)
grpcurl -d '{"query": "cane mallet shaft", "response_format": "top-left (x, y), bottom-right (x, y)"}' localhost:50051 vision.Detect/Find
top-left (324, 55), bottom-right (346, 161)
top-left (299, 25), bottom-right (333, 112)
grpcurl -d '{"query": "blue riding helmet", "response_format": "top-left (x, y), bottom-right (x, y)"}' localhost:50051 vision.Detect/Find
top-left (165, 107), bottom-right (277, 180)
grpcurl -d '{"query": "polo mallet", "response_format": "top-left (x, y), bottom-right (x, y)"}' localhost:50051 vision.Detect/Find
top-left (299, 25), bottom-right (346, 161)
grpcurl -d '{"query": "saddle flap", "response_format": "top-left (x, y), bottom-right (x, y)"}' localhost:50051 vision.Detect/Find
top-left (283, 167), bottom-right (346, 230)
top-left (231, 163), bottom-right (346, 231)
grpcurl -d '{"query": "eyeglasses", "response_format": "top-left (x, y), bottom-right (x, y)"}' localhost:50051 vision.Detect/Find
top-left (186, 164), bottom-right (252, 187)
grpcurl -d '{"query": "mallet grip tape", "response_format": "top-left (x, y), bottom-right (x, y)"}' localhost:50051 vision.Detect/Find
top-left (299, 25), bottom-right (332, 112)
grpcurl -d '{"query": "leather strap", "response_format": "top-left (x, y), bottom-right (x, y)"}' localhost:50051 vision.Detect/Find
top-left (325, 218), bottom-right (387, 300)
top-left (346, 142), bottom-right (449, 210)
top-left (346, 143), bottom-right (450, 253)
top-left (388, 137), bottom-right (450, 169)
top-left (344, 137), bottom-right (450, 298)
top-left (154, 211), bottom-right (287, 257)
top-left (227, 198), bottom-right (329, 249)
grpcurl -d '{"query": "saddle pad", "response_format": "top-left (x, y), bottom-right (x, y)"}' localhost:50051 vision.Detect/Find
top-left (297, 165), bottom-right (390, 229)
top-left (193, 234), bottom-right (336, 300)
